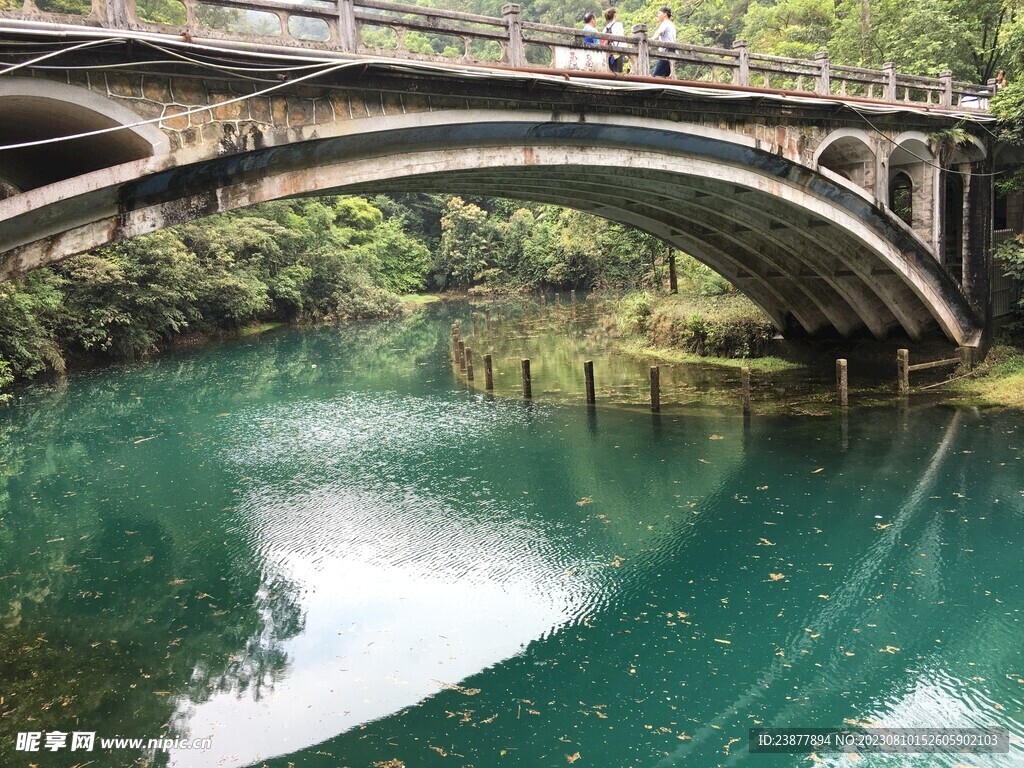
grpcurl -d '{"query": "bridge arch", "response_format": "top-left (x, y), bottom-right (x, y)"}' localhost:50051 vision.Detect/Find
top-left (0, 109), bottom-right (981, 345)
top-left (0, 77), bottom-right (169, 194)
top-left (887, 132), bottom-right (939, 248)
top-left (812, 128), bottom-right (878, 198)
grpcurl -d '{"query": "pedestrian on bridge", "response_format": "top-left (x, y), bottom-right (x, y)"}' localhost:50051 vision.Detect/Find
top-left (651, 6), bottom-right (675, 78)
top-left (603, 7), bottom-right (626, 73)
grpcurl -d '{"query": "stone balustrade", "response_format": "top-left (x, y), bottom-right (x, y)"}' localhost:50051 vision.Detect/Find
top-left (0, 0), bottom-right (994, 108)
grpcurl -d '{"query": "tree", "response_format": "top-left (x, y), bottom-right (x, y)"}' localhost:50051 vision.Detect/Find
top-left (433, 197), bottom-right (498, 289)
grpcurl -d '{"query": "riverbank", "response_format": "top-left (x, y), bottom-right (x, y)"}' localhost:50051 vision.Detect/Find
top-left (946, 344), bottom-right (1024, 407)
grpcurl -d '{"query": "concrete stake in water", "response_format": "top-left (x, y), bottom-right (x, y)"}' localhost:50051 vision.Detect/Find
top-left (484, 354), bottom-right (494, 390)
top-left (584, 360), bottom-right (596, 404)
top-left (466, 348), bottom-right (474, 381)
top-left (836, 358), bottom-right (848, 407)
top-left (570, 289), bottom-right (577, 304)
top-left (897, 348), bottom-right (909, 394)
top-left (521, 359), bottom-right (532, 399)
top-left (741, 366), bottom-right (751, 415)
top-left (458, 340), bottom-right (467, 372)
top-left (650, 366), bottom-right (660, 412)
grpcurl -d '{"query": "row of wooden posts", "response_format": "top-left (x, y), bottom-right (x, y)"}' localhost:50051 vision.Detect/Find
top-left (452, 319), bottom-right (973, 413)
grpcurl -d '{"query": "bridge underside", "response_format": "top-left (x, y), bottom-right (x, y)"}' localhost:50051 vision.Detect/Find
top-left (0, 117), bottom-right (982, 345)
top-left (349, 165), bottom-right (946, 341)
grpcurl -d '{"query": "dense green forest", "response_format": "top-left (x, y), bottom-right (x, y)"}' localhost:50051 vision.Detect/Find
top-left (2, 0), bottom-right (1024, 396)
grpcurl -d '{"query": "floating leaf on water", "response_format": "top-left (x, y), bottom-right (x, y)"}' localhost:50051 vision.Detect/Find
top-left (567, 752), bottom-right (581, 763)
top-left (576, 497), bottom-right (593, 507)
top-left (714, 638), bottom-right (732, 645)
top-left (769, 573), bottom-right (785, 581)
top-left (812, 468), bottom-right (824, 473)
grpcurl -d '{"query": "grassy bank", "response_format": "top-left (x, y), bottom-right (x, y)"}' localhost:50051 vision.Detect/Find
top-left (605, 291), bottom-right (802, 372)
top-left (947, 344), bottom-right (1024, 407)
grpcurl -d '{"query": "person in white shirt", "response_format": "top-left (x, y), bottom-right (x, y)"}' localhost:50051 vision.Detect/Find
top-left (651, 6), bottom-right (675, 78)
top-left (603, 7), bottom-right (626, 73)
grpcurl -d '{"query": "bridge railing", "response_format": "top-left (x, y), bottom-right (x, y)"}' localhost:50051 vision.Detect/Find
top-left (0, 0), bottom-right (993, 109)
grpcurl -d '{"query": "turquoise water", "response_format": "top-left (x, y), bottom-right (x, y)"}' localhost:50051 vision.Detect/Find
top-left (1, 301), bottom-right (1022, 767)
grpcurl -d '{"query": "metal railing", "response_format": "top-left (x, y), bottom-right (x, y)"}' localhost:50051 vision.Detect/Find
top-left (0, 0), bottom-right (994, 109)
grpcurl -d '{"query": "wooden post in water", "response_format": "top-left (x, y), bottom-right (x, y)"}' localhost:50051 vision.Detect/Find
top-left (649, 366), bottom-right (661, 412)
top-left (570, 289), bottom-right (577, 305)
top-left (836, 358), bottom-right (848, 407)
top-left (465, 348), bottom-right (474, 381)
top-left (484, 354), bottom-right (494, 390)
top-left (668, 251), bottom-right (678, 294)
top-left (540, 292), bottom-right (547, 317)
top-left (521, 358), bottom-right (532, 399)
top-left (485, 308), bottom-right (492, 331)
top-left (458, 340), bottom-right (467, 372)
top-left (897, 348), bottom-right (909, 394)
top-left (555, 291), bottom-right (561, 306)
top-left (524, 298), bottom-right (530, 320)
top-left (471, 313), bottom-right (478, 336)
top-left (584, 360), bottom-right (596, 404)
top-left (741, 366), bottom-right (751, 415)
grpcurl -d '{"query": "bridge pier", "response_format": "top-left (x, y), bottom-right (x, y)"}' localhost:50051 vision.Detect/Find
top-left (965, 158), bottom-right (994, 324)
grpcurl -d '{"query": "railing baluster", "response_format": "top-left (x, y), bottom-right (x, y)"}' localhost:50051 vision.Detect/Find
top-left (732, 39), bottom-right (749, 86)
top-left (883, 62), bottom-right (896, 100)
top-left (338, 0), bottom-right (357, 51)
top-left (815, 50), bottom-right (830, 94)
top-left (633, 23), bottom-right (649, 75)
top-left (502, 3), bottom-right (524, 67)
top-left (940, 70), bottom-right (953, 107)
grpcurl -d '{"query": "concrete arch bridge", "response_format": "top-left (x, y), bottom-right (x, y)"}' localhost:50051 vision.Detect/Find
top-left (0, 3), bottom-right (1014, 346)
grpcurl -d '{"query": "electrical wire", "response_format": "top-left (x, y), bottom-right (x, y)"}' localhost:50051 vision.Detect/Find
top-left (0, 51), bottom-right (360, 151)
top-left (843, 102), bottom-right (1009, 177)
top-left (0, 36), bottom-right (125, 76)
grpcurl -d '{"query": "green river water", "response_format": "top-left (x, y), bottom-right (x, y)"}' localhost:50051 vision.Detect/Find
top-left (1, 300), bottom-right (1023, 768)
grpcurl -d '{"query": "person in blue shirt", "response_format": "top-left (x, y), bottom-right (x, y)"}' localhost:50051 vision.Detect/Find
top-left (582, 12), bottom-right (599, 45)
